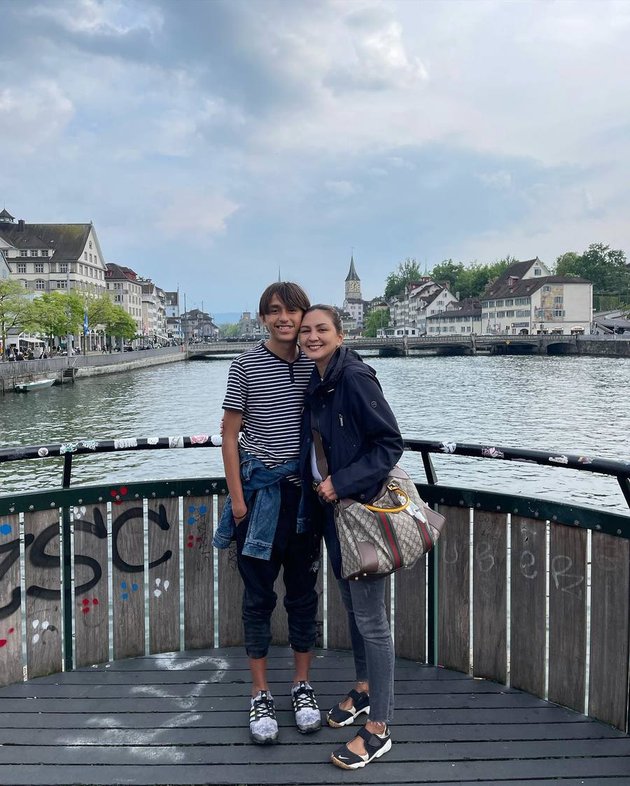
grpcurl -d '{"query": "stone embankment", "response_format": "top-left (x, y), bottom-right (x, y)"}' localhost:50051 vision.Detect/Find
top-left (0, 346), bottom-right (185, 393)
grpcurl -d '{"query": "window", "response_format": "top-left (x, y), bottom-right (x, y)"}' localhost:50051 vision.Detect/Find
top-left (495, 300), bottom-right (504, 307)
top-left (30, 250), bottom-right (38, 257)
top-left (554, 296), bottom-right (563, 304)
top-left (84, 252), bottom-right (88, 260)
top-left (543, 285), bottom-right (551, 293)
top-left (35, 279), bottom-right (46, 291)
top-left (497, 311), bottom-right (505, 318)
top-left (553, 309), bottom-right (565, 317)
top-left (89, 241), bottom-right (92, 249)
top-left (41, 250), bottom-right (49, 257)
top-left (56, 280), bottom-right (67, 289)
top-left (506, 310), bottom-right (515, 317)
top-left (534, 268), bottom-right (542, 276)
top-left (114, 295), bottom-right (122, 303)
top-left (34, 263), bottom-right (44, 273)
top-left (17, 263), bottom-right (26, 273)
top-left (20, 250), bottom-right (28, 257)
top-left (60, 263), bottom-right (68, 273)
top-left (515, 297), bottom-right (529, 305)
top-left (505, 299), bottom-right (514, 306)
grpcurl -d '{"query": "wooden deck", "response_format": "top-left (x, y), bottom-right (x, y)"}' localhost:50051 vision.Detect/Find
top-left (0, 647), bottom-right (628, 785)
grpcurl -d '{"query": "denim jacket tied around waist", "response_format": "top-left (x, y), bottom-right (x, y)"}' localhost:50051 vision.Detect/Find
top-left (213, 451), bottom-right (308, 560)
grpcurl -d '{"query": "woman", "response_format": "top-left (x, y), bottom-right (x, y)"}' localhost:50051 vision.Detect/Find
top-left (298, 305), bottom-right (404, 770)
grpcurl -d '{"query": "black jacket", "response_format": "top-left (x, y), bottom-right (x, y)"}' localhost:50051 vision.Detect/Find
top-left (299, 346), bottom-right (404, 502)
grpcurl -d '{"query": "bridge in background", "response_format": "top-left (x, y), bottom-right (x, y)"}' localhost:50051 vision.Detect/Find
top-left (187, 333), bottom-right (581, 358)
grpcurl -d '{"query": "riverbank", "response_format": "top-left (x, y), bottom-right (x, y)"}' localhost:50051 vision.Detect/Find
top-left (0, 346), bottom-right (185, 393)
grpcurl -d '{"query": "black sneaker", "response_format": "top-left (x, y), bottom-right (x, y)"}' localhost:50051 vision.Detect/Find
top-left (291, 681), bottom-right (321, 733)
top-left (249, 690), bottom-right (279, 744)
top-left (330, 725), bottom-right (391, 769)
top-left (327, 688), bottom-right (370, 728)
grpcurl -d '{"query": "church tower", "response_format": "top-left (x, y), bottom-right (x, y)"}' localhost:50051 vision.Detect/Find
top-left (343, 255), bottom-right (364, 329)
top-left (344, 255), bottom-right (362, 301)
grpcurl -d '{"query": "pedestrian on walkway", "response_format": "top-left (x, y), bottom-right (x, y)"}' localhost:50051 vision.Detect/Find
top-left (214, 282), bottom-right (322, 745)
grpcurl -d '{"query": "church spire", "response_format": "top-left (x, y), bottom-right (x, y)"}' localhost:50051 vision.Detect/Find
top-left (345, 254), bottom-right (359, 282)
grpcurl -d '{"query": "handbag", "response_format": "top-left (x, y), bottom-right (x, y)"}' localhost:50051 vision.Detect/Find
top-left (333, 465), bottom-right (446, 580)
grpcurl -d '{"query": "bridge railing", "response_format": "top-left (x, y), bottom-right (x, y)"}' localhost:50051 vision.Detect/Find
top-left (0, 438), bottom-right (629, 732)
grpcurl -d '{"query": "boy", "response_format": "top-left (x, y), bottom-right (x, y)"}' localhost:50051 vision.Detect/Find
top-left (213, 282), bottom-right (320, 744)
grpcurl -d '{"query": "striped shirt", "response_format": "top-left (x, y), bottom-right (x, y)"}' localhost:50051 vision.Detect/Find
top-left (223, 342), bottom-right (314, 469)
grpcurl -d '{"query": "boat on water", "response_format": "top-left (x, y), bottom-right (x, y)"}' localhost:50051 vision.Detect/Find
top-left (13, 377), bottom-right (56, 392)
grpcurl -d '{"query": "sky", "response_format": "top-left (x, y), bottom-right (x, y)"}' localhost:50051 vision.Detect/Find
top-left (2, 0), bottom-right (629, 317)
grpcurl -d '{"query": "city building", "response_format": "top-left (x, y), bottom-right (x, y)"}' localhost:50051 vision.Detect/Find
top-left (105, 263), bottom-right (143, 335)
top-left (164, 291), bottom-right (182, 340)
top-left (138, 277), bottom-right (168, 344)
top-left (389, 279), bottom-right (458, 334)
top-left (0, 247), bottom-right (10, 279)
top-left (426, 299), bottom-right (482, 335)
top-left (181, 308), bottom-right (219, 342)
top-left (0, 208), bottom-right (107, 297)
top-left (481, 258), bottom-right (592, 335)
top-left (237, 311), bottom-right (264, 339)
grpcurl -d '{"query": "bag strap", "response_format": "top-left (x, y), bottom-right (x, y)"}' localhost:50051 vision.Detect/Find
top-left (310, 411), bottom-right (329, 479)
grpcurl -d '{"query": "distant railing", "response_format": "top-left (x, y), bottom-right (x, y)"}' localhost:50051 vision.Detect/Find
top-left (0, 438), bottom-right (629, 732)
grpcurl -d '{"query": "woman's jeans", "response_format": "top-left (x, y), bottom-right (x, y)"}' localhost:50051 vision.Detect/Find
top-left (323, 506), bottom-right (395, 724)
top-left (235, 482), bottom-right (320, 660)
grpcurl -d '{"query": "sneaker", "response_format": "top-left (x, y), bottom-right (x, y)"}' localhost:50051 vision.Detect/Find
top-left (327, 688), bottom-right (370, 728)
top-left (330, 725), bottom-right (391, 769)
top-left (291, 681), bottom-right (321, 734)
top-left (249, 690), bottom-right (279, 744)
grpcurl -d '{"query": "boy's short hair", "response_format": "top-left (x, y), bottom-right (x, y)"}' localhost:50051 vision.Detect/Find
top-left (258, 282), bottom-right (310, 316)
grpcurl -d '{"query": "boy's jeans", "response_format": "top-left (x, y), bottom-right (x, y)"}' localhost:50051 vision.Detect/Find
top-left (235, 482), bottom-right (320, 659)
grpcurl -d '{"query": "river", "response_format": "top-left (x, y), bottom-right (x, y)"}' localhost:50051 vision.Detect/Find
top-left (1, 354), bottom-right (629, 513)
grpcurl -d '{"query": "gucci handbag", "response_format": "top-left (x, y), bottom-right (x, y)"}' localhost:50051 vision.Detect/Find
top-left (333, 466), bottom-right (446, 580)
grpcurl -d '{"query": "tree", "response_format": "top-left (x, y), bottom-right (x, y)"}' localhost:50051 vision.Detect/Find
top-left (0, 279), bottom-right (30, 353)
top-left (220, 322), bottom-right (240, 338)
top-left (556, 244), bottom-right (630, 308)
top-left (106, 306), bottom-right (137, 342)
top-left (23, 292), bottom-right (79, 345)
top-left (384, 259), bottom-right (422, 299)
top-left (363, 308), bottom-right (390, 337)
top-left (429, 257), bottom-right (514, 300)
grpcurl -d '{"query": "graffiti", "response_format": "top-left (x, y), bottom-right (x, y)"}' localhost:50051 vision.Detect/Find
top-left (0, 503), bottom-right (173, 618)
top-left (120, 580), bottom-right (139, 601)
top-left (186, 503), bottom-right (209, 551)
top-left (153, 578), bottom-right (169, 598)
top-left (31, 618), bottom-right (57, 645)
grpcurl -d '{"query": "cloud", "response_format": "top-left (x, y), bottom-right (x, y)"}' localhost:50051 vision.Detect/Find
top-left (326, 6), bottom-right (428, 92)
top-left (324, 180), bottom-right (359, 198)
top-left (0, 81), bottom-right (74, 153)
top-left (158, 191), bottom-right (240, 237)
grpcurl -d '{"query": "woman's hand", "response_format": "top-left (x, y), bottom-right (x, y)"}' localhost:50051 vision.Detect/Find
top-left (317, 476), bottom-right (338, 503)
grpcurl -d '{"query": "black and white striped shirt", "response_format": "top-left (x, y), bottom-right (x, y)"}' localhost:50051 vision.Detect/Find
top-left (223, 342), bottom-right (314, 468)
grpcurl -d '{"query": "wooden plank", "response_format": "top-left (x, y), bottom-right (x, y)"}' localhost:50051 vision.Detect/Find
top-left (472, 511), bottom-right (507, 682)
top-left (148, 498), bottom-right (180, 654)
top-left (325, 553), bottom-right (351, 650)
top-left (183, 496), bottom-right (214, 650)
top-left (395, 558), bottom-right (426, 661)
top-left (0, 513), bottom-right (23, 686)
top-left (589, 531), bottom-right (630, 731)
top-left (74, 502), bottom-right (109, 668)
top-left (548, 523), bottom-right (587, 713)
top-left (111, 500), bottom-right (145, 660)
top-left (24, 509), bottom-right (62, 679)
top-left (510, 516), bottom-right (546, 697)
top-left (216, 494), bottom-right (244, 647)
top-left (438, 505), bottom-right (469, 673)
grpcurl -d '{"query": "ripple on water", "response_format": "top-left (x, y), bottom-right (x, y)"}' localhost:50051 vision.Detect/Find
top-left (1, 354), bottom-right (629, 512)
